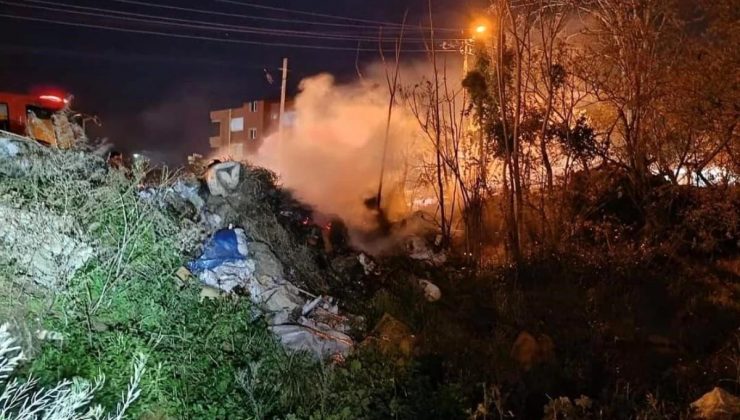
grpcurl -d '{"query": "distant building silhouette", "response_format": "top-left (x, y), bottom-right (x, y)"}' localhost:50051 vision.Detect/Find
top-left (209, 98), bottom-right (295, 158)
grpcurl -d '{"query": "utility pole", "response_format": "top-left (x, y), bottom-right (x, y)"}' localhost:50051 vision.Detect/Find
top-left (278, 57), bottom-right (288, 138)
top-left (462, 40), bottom-right (470, 74)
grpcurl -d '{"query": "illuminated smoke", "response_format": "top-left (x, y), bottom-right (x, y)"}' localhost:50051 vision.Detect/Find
top-left (248, 69), bottom-right (430, 251)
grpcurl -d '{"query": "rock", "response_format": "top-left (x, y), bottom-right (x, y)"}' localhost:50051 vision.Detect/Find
top-left (417, 279), bottom-right (441, 302)
top-left (511, 331), bottom-right (555, 370)
top-left (691, 387), bottom-right (740, 419)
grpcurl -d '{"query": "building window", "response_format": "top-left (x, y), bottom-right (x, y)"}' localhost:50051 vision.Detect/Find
top-left (249, 101), bottom-right (259, 112)
top-left (248, 128), bottom-right (257, 140)
top-left (230, 117), bottom-right (244, 132)
top-left (209, 120), bottom-right (220, 137)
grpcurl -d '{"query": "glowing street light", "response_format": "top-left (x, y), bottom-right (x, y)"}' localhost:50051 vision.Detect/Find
top-left (471, 19), bottom-right (491, 39)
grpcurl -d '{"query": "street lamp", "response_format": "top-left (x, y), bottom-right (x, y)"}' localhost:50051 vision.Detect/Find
top-left (463, 20), bottom-right (489, 74)
top-left (474, 23), bottom-right (488, 38)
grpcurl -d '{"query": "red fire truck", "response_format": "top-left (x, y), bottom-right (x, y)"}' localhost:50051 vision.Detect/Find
top-left (0, 91), bottom-right (70, 146)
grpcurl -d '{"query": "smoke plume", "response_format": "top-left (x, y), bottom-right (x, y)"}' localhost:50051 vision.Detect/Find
top-left (249, 68), bottom-right (431, 251)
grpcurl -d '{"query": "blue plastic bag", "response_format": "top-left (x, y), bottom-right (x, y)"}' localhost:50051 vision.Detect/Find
top-left (187, 228), bottom-right (247, 273)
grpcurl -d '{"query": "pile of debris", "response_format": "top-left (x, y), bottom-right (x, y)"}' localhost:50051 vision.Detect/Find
top-left (150, 161), bottom-right (357, 359)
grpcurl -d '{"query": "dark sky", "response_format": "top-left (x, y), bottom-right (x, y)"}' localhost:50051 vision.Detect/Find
top-left (0, 0), bottom-right (484, 162)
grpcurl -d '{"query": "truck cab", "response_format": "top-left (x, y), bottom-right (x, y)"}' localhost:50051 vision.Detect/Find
top-left (0, 91), bottom-right (69, 146)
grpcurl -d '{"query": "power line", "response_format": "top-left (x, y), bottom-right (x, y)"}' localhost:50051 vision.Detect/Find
top-left (212, 0), bottom-right (461, 32)
top-left (6, 0), bottom-right (461, 44)
top-left (0, 13), bottom-right (455, 53)
top-left (5, 0), bottom-right (396, 43)
top-left (107, 0), bottom-right (412, 32)
top-left (0, 43), bottom-right (273, 68)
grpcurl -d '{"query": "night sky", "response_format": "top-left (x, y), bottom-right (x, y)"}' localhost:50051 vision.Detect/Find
top-left (0, 0), bottom-right (484, 162)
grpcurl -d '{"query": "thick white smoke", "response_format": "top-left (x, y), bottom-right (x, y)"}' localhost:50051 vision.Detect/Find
top-left (250, 70), bottom-right (427, 244)
top-left (243, 59), bottom-right (467, 252)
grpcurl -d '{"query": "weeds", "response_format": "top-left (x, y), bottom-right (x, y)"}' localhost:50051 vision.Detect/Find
top-left (0, 323), bottom-right (146, 420)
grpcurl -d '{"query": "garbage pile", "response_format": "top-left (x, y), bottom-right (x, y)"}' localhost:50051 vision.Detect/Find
top-left (151, 161), bottom-right (356, 359)
top-left (139, 160), bottom-right (452, 360)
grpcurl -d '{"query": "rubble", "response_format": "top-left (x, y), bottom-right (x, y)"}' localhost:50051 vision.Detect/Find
top-left (0, 130), bottom-right (107, 181)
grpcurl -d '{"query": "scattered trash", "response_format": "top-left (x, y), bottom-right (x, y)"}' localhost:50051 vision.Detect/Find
top-left (270, 293), bottom-right (354, 358)
top-left (511, 331), bottom-right (555, 371)
top-left (406, 235), bottom-right (447, 266)
top-left (187, 228), bottom-right (250, 274)
top-left (690, 387), bottom-right (740, 419)
top-left (206, 161), bottom-right (241, 197)
top-left (187, 227), bottom-right (354, 358)
top-left (199, 286), bottom-right (223, 302)
top-left (36, 329), bottom-right (64, 343)
top-left (358, 253), bottom-right (378, 275)
top-left (417, 279), bottom-right (441, 302)
top-left (270, 324), bottom-right (353, 359)
top-left (172, 179), bottom-right (205, 212)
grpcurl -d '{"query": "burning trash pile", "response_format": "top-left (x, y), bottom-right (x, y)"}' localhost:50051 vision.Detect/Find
top-left (143, 160), bottom-right (360, 359)
top-left (0, 129), bottom-right (443, 365)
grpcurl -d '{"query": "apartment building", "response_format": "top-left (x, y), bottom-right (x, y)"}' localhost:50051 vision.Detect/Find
top-left (209, 98), bottom-right (294, 158)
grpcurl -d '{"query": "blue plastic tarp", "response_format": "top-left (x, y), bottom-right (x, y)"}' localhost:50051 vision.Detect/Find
top-left (187, 228), bottom-right (247, 273)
